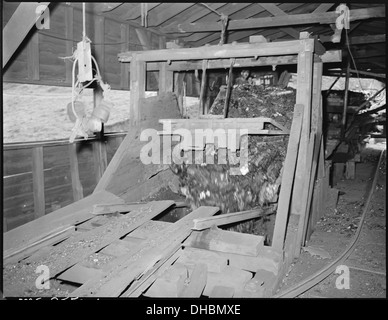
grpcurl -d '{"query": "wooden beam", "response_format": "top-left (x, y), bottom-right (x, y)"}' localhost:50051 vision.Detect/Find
top-left (32, 146), bottom-right (45, 219)
top-left (163, 7), bottom-right (385, 34)
top-left (119, 40), bottom-right (310, 62)
top-left (258, 3), bottom-right (300, 39)
top-left (65, 5), bottom-right (74, 84)
top-left (120, 3), bottom-right (161, 21)
top-left (129, 57), bottom-right (146, 125)
top-left (148, 3), bottom-right (195, 27)
top-left (312, 3), bottom-right (334, 13)
top-left (272, 104), bottom-right (304, 251)
top-left (69, 143), bottom-right (83, 202)
top-left (192, 206), bottom-right (276, 231)
top-left (120, 24), bottom-right (129, 89)
top-left (3, 2), bottom-right (50, 68)
top-left (94, 3), bottom-right (122, 12)
top-left (291, 36), bottom-right (314, 216)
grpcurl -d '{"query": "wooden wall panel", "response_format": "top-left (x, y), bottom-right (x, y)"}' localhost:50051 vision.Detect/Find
top-left (3, 148), bottom-right (32, 176)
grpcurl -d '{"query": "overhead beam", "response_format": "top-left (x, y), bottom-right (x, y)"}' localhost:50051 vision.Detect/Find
top-left (320, 33), bottom-right (385, 45)
top-left (3, 2), bottom-right (50, 68)
top-left (94, 3), bottom-right (123, 13)
top-left (258, 3), bottom-right (300, 39)
top-left (143, 50), bottom-right (342, 71)
top-left (119, 39), bottom-right (313, 63)
top-left (163, 7), bottom-right (385, 34)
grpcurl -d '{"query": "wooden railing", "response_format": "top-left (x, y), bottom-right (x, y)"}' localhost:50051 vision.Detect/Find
top-left (3, 132), bottom-right (126, 232)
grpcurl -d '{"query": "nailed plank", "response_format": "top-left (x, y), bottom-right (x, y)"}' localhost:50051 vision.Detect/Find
top-left (175, 247), bottom-right (228, 273)
top-left (3, 201), bottom-right (174, 296)
top-left (178, 263), bottom-right (207, 298)
top-left (184, 227), bottom-right (265, 257)
top-left (71, 206), bottom-right (219, 297)
top-left (272, 104), bottom-right (304, 251)
top-left (163, 7), bottom-right (385, 33)
top-left (193, 206), bottom-right (276, 231)
top-left (203, 266), bottom-right (252, 297)
top-left (144, 262), bottom-right (189, 297)
top-left (32, 146), bottom-right (45, 219)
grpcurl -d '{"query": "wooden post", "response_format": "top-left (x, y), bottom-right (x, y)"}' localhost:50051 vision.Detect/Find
top-left (93, 86), bottom-right (108, 182)
top-left (32, 146), bottom-right (45, 218)
top-left (272, 104), bottom-right (304, 251)
top-left (291, 35), bottom-right (314, 215)
top-left (342, 59), bottom-right (351, 138)
top-left (129, 57), bottom-right (146, 125)
top-left (120, 24), bottom-right (129, 89)
top-left (65, 5), bottom-right (74, 84)
top-left (69, 143), bottom-right (83, 201)
top-left (27, 31), bottom-right (39, 80)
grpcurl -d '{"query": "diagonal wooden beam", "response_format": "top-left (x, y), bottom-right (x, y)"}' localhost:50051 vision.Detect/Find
top-left (164, 7), bottom-right (385, 34)
top-left (120, 3), bottom-right (161, 21)
top-left (94, 3), bottom-right (123, 13)
top-left (147, 3), bottom-right (195, 27)
top-left (313, 3), bottom-right (334, 13)
top-left (3, 2), bottom-right (50, 68)
top-left (258, 3), bottom-right (300, 39)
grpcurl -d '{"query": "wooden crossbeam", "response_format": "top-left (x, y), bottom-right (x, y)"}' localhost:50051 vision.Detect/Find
top-left (163, 7), bottom-right (385, 34)
top-left (259, 3), bottom-right (300, 39)
top-left (320, 34), bottom-right (386, 45)
top-left (94, 3), bottom-right (122, 12)
top-left (119, 39), bottom-right (311, 62)
top-left (3, 2), bottom-right (50, 68)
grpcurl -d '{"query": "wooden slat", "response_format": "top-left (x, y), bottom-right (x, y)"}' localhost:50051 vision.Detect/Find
top-left (69, 143), bottom-right (83, 201)
top-left (27, 31), bottom-right (39, 80)
top-left (272, 104), bottom-right (304, 251)
top-left (57, 264), bottom-right (103, 284)
top-left (4, 190), bottom-right (123, 252)
top-left (120, 24), bottom-right (129, 89)
top-left (71, 206), bottom-right (219, 297)
top-left (129, 58), bottom-right (146, 125)
top-left (32, 147), bottom-right (45, 219)
top-left (163, 7), bottom-right (385, 33)
top-left (178, 263), bottom-right (207, 298)
top-left (3, 2), bottom-right (50, 68)
top-left (119, 39), bottom-right (307, 62)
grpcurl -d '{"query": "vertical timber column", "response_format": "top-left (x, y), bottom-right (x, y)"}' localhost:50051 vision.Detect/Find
top-left (69, 143), bottom-right (83, 201)
top-left (93, 15), bottom-right (107, 182)
top-left (32, 146), bottom-right (45, 218)
top-left (120, 24), bottom-right (129, 89)
top-left (342, 59), bottom-right (351, 139)
top-left (158, 35), bottom-right (173, 93)
top-left (129, 55), bottom-right (146, 125)
top-left (290, 36), bottom-right (314, 216)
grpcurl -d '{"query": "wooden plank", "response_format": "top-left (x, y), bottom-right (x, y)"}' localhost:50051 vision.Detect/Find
top-left (184, 227), bottom-right (265, 257)
top-left (100, 238), bottom-right (145, 257)
top-left (57, 264), bottom-right (103, 284)
top-left (70, 206), bottom-right (219, 297)
top-left (272, 104), bottom-right (304, 251)
top-left (128, 220), bottom-right (173, 239)
top-left (210, 286), bottom-right (235, 298)
top-left (4, 190), bottom-right (123, 252)
top-left (27, 31), bottom-right (39, 80)
top-left (203, 266), bottom-right (252, 297)
top-left (3, 2), bottom-right (50, 68)
top-left (193, 206), bottom-right (276, 231)
top-left (69, 143), bottom-right (83, 201)
top-left (291, 40), bottom-right (314, 215)
top-left (129, 58), bottom-right (146, 125)
top-left (32, 146), bottom-right (45, 219)
top-left (163, 7), bottom-right (385, 33)
top-left (92, 203), bottom-right (149, 215)
top-left (175, 247), bottom-right (228, 273)
top-left (65, 5), bottom-right (74, 84)
top-left (120, 24), bottom-right (129, 89)
top-left (178, 263), bottom-right (207, 298)
top-left (119, 39), bottom-right (307, 62)
top-left (144, 262), bottom-right (188, 297)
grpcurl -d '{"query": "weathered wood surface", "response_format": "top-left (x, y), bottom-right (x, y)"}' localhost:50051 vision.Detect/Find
top-left (185, 227), bottom-right (265, 257)
top-left (3, 201), bottom-right (173, 296)
top-left (272, 104), bottom-right (304, 251)
top-left (70, 206), bottom-right (219, 297)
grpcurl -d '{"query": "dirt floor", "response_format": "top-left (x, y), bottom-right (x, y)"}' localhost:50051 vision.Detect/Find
top-left (276, 139), bottom-right (386, 298)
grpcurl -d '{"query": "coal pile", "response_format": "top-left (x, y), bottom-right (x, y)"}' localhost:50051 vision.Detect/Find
top-left (170, 84), bottom-right (296, 241)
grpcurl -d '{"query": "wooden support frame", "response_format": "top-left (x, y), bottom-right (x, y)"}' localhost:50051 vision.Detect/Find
top-left (69, 143), bottom-right (83, 201)
top-left (3, 2), bottom-right (50, 68)
top-left (32, 146), bottom-right (45, 219)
